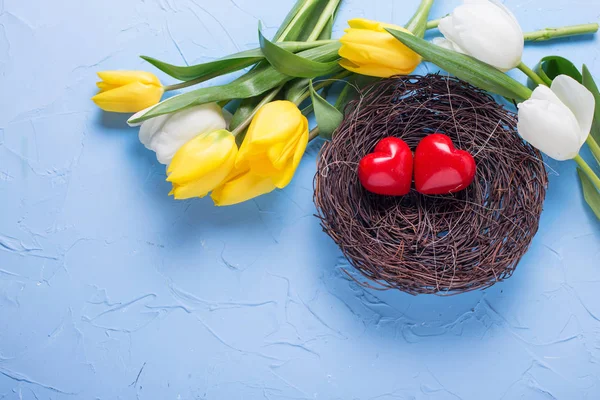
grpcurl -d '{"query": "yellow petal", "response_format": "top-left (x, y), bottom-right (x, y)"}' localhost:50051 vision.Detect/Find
top-left (273, 125), bottom-right (308, 188)
top-left (269, 116), bottom-right (308, 170)
top-left (347, 18), bottom-right (407, 33)
top-left (338, 31), bottom-right (421, 76)
top-left (348, 18), bottom-right (382, 31)
top-left (92, 81), bottom-right (164, 113)
top-left (240, 101), bottom-right (304, 150)
top-left (170, 146), bottom-right (237, 200)
top-left (167, 130), bottom-right (237, 184)
top-left (97, 82), bottom-right (120, 93)
top-left (340, 30), bottom-right (419, 62)
top-left (236, 101), bottom-right (307, 170)
top-left (211, 170), bottom-right (277, 206)
top-left (339, 59), bottom-right (410, 78)
top-left (97, 71), bottom-right (161, 87)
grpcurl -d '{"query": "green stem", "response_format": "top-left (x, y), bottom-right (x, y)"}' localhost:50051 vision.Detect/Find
top-left (294, 71), bottom-right (352, 106)
top-left (426, 20), bottom-right (599, 43)
top-left (574, 155), bottom-right (600, 190)
top-left (231, 85), bottom-right (283, 137)
top-left (405, 0), bottom-right (435, 38)
top-left (307, 0), bottom-right (341, 42)
top-left (308, 126), bottom-right (320, 142)
top-left (426, 18), bottom-right (442, 30)
top-left (524, 23), bottom-right (599, 42)
top-left (517, 62), bottom-right (548, 86)
top-left (587, 136), bottom-right (600, 165)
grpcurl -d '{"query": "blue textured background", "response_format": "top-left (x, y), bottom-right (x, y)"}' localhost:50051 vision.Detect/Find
top-left (1, 0), bottom-right (600, 399)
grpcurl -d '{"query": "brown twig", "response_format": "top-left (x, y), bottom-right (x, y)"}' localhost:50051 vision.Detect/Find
top-left (314, 75), bottom-right (548, 296)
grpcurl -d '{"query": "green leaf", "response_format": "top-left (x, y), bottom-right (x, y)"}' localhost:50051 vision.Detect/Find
top-left (529, 55), bottom-right (583, 89)
top-left (317, 15), bottom-right (335, 40)
top-left (259, 24), bottom-right (340, 78)
top-left (274, 0), bottom-right (321, 42)
top-left (537, 56), bottom-right (583, 83)
top-left (285, 78), bottom-right (312, 104)
top-left (583, 64), bottom-right (600, 144)
top-left (274, 0), bottom-right (341, 42)
top-left (309, 80), bottom-right (343, 140)
top-left (141, 41), bottom-right (328, 82)
top-left (130, 42), bottom-right (341, 124)
top-left (578, 168), bottom-right (600, 220)
top-left (386, 28), bottom-right (533, 101)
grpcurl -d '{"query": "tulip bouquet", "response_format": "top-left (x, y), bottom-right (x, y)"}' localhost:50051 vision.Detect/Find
top-left (92, 0), bottom-right (600, 216)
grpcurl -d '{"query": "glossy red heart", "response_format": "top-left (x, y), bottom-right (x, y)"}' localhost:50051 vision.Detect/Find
top-left (414, 133), bottom-right (476, 195)
top-left (358, 137), bottom-right (413, 196)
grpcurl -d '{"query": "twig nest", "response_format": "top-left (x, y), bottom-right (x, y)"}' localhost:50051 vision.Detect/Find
top-left (314, 75), bottom-right (547, 295)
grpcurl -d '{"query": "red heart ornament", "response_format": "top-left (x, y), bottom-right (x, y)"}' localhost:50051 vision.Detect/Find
top-left (414, 133), bottom-right (476, 195)
top-left (358, 137), bottom-right (413, 196)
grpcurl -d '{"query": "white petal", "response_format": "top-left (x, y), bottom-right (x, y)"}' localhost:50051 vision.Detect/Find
top-left (432, 37), bottom-right (460, 52)
top-left (439, 0), bottom-right (523, 71)
top-left (517, 98), bottom-right (583, 160)
top-left (551, 75), bottom-right (595, 146)
top-left (529, 85), bottom-right (564, 106)
top-left (138, 114), bottom-right (169, 148)
top-left (149, 103), bottom-right (228, 165)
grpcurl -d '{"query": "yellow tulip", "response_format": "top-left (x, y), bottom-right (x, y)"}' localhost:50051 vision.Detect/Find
top-left (211, 101), bottom-right (309, 206)
top-left (167, 129), bottom-right (238, 200)
top-left (92, 71), bottom-right (164, 113)
top-left (339, 18), bottom-right (422, 78)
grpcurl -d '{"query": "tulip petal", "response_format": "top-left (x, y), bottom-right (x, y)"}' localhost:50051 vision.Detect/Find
top-left (138, 114), bottom-right (169, 148)
top-left (438, 0), bottom-right (523, 71)
top-left (273, 125), bottom-right (308, 188)
top-left (347, 18), bottom-right (404, 33)
top-left (167, 130), bottom-right (238, 200)
top-left (518, 98), bottom-right (583, 160)
top-left (237, 101), bottom-right (306, 166)
top-left (339, 31), bottom-right (421, 76)
top-left (431, 37), bottom-right (460, 52)
top-left (339, 59), bottom-right (404, 79)
top-left (551, 75), bottom-right (595, 145)
top-left (97, 71), bottom-right (161, 87)
top-left (211, 170), bottom-right (277, 206)
top-left (167, 129), bottom-right (237, 184)
top-left (92, 81), bottom-right (164, 113)
top-left (97, 82), bottom-right (121, 93)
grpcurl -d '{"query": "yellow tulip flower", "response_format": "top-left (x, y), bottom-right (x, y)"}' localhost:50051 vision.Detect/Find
top-left (92, 71), bottom-right (164, 113)
top-left (211, 101), bottom-right (309, 206)
top-left (339, 18), bottom-right (422, 78)
top-left (167, 129), bottom-right (238, 200)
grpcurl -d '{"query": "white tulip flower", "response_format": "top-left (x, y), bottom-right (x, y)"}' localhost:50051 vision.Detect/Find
top-left (517, 75), bottom-right (595, 161)
top-left (435, 0), bottom-right (524, 72)
top-left (129, 103), bottom-right (228, 165)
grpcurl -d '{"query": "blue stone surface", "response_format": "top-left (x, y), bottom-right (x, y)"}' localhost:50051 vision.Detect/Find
top-left (1, 0), bottom-right (599, 398)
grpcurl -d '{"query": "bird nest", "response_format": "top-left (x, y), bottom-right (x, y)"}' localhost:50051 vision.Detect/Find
top-left (314, 75), bottom-right (547, 295)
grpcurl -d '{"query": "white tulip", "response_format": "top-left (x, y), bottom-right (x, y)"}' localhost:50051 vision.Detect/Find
top-left (436, 0), bottom-right (524, 72)
top-left (517, 75), bottom-right (595, 161)
top-left (129, 103), bottom-right (228, 165)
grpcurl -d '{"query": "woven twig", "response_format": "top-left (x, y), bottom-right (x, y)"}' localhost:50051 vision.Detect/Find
top-left (314, 75), bottom-right (547, 295)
